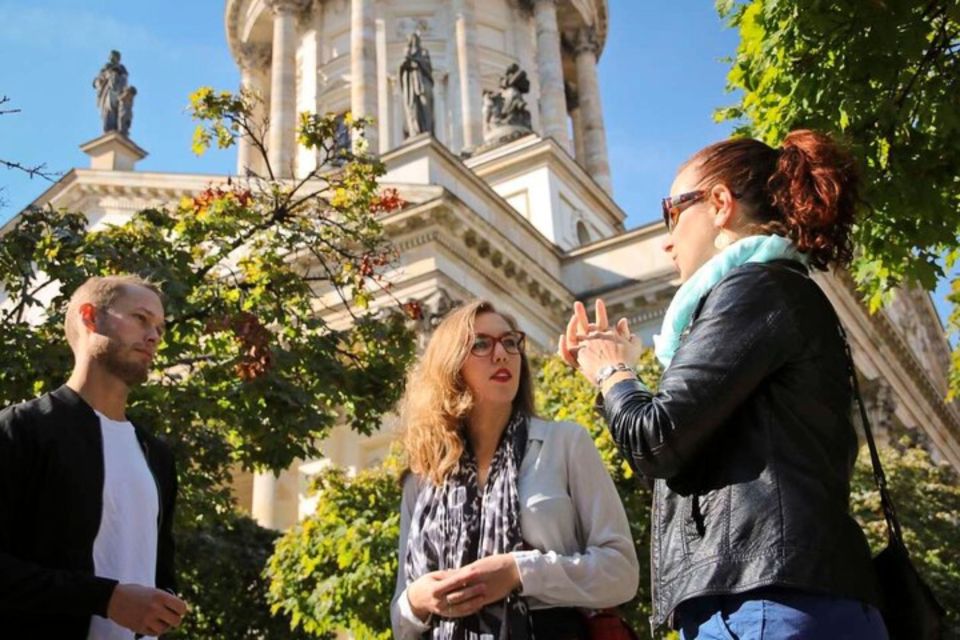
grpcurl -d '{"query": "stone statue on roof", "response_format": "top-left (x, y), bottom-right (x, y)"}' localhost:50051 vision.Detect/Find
top-left (481, 63), bottom-right (533, 144)
top-left (399, 31), bottom-right (434, 138)
top-left (93, 50), bottom-right (130, 135)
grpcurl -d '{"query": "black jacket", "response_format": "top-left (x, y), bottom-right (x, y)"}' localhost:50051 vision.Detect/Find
top-left (603, 261), bottom-right (879, 631)
top-left (0, 385), bottom-right (177, 638)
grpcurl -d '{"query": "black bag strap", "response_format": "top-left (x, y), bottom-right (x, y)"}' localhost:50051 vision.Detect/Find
top-left (836, 322), bottom-right (905, 545)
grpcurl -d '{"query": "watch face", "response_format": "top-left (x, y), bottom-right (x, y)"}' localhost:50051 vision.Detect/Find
top-left (596, 365), bottom-right (615, 383)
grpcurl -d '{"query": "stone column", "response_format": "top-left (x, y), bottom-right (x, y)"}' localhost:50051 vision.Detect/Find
top-left (452, 0), bottom-right (482, 149)
top-left (251, 471), bottom-right (278, 529)
top-left (298, 15), bottom-right (320, 176)
top-left (266, 0), bottom-right (307, 178)
top-left (435, 71), bottom-right (449, 146)
top-left (237, 45), bottom-right (272, 177)
top-left (237, 60), bottom-right (255, 175)
top-left (351, 0), bottom-right (378, 153)
top-left (532, 0), bottom-right (571, 152)
top-left (571, 104), bottom-right (586, 164)
top-left (515, 9), bottom-right (541, 132)
top-left (376, 18), bottom-right (390, 153)
top-left (573, 26), bottom-right (611, 194)
top-left (237, 44), bottom-right (271, 177)
top-left (389, 76), bottom-right (404, 148)
top-left (451, 0), bottom-right (483, 149)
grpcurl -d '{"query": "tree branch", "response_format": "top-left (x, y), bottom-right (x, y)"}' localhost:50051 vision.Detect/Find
top-left (1, 159), bottom-right (59, 182)
top-left (894, 9), bottom-right (953, 112)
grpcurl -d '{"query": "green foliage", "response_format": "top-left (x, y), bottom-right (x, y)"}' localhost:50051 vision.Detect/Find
top-left (172, 511), bottom-right (311, 639)
top-left (265, 459), bottom-right (404, 639)
top-left (0, 89), bottom-right (415, 637)
top-left (717, 0), bottom-right (960, 390)
top-left (189, 87), bottom-right (251, 156)
top-left (850, 438), bottom-right (960, 631)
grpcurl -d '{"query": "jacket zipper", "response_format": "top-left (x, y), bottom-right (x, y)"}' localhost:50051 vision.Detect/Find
top-left (649, 479), bottom-right (660, 637)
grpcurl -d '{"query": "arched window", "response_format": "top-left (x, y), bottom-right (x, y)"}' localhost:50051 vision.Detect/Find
top-left (576, 220), bottom-right (591, 245)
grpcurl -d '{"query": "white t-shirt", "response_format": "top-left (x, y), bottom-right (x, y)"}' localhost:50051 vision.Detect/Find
top-left (87, 412), bottom-right (160, 640)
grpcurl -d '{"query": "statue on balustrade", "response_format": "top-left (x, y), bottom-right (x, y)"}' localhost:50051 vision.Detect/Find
top-left (399, 31), bottom-right (434, 138)
top-left (93, 50), bottom-right (131, 135)
top-left (481, 63), bottom-right (533, 145)
top-left (118, 86), bottom-right (137, 136)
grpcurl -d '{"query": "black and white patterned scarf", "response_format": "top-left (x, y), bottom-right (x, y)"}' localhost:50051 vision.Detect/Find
top-left (405, 411), bottom-right (534, 640)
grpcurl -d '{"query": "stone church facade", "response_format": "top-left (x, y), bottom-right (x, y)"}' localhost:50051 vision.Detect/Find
top-left (13, 0), bottom-right (960, 529)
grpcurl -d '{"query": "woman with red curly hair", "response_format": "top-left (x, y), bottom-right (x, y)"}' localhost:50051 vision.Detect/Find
top-left (561, 130), bottom-right (888, 639)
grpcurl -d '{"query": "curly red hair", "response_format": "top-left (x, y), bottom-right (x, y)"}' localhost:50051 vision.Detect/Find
top-left (686, 130), bottom-right (859, 270)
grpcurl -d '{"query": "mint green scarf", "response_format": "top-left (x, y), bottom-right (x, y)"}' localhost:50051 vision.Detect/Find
top-left (653, 235), bottom-right (807, 367)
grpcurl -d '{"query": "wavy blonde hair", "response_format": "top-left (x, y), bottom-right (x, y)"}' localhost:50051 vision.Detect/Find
top-left (399, 300), bottom-right (534, 486)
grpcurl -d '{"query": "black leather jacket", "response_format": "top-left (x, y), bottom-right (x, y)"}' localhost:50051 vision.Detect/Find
top-left (0, 385), bottom-right (178, 638)
top-left (602, 261), bottom-right (879, 631)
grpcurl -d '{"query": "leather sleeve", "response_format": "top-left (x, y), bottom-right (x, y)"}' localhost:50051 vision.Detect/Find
top-left (602, 266), bottom-right (798, 479)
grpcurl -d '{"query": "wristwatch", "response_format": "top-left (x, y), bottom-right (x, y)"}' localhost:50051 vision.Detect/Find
top-left (595, 362), bottom-right (632, 386)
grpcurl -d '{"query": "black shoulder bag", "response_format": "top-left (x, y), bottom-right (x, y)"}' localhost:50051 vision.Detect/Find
top-left (839, 323), bottom-right (946, 640)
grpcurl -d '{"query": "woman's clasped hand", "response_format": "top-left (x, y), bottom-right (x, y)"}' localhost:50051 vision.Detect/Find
top-left (406, 553), bottom-right (521, 621)
top-left (558, 299), bottom-right (642, 390)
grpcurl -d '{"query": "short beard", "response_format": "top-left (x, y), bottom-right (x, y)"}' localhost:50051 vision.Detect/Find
top-left (89, 337), bottom-right (150, 386)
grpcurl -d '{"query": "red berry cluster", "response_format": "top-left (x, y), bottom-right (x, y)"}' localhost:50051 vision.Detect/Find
top-left (189, 185), bottom-right (254, 213)
top-left (401, 300), bottom-right (423, 321)
top-left (369, 188), bottom-right (405, 214)
top-left (207, 311), bottom-right (273, 381)
top-left (357, 250), bottom-right (393, 279)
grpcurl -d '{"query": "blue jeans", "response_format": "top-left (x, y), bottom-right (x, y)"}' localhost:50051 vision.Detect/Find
top-left (676, 587), bottom-right (888, 639)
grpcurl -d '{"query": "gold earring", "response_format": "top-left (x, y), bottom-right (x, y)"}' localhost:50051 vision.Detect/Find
top-left (714, 231), bottom-right (732, 251)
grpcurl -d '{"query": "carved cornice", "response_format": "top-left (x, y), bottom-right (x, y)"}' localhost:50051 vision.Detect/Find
top-left (265, 0), bottom-right (310, 15)
top-left (571, 25), bottom-right (599, 56)
top-left (238, 43), bottom-right (272, 72)
top-left (832, 270), bottom-right (960, 453)
top-left (385, 199), bottom-right (572, 326)
top-left (514, 0), bottom-right (535, 18)
top-left (404, 287), bottom-right (464, 346)
top-left (623, 304), bottom-right (667, 326)
top-left (224, 0), bottom-right (246, 64)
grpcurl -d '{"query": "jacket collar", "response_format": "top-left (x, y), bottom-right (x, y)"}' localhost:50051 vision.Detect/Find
top-left (50, 384), bottom-right (99, 419)
top-left (527, 416), bottom-right (551, 442)
top-left (49, 383), bottom-right (148, 442)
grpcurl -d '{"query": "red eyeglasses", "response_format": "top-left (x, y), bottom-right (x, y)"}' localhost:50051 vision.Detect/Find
top-left (470, 332), bottom-right (525, 357)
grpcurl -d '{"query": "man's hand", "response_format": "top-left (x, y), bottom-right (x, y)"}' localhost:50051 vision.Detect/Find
top-left (407, 569), bottom-right (487, 621)
top-left (107, 584), bottom-right (187, 637)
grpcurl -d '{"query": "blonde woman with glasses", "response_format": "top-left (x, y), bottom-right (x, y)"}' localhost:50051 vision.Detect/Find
top-left (391, 300), bottom-right (639, 640)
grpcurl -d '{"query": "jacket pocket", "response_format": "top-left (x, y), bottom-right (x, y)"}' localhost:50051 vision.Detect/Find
top-left (682, 486), bottom-right (729, 560)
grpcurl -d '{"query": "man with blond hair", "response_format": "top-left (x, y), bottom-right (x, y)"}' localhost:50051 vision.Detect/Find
top-left (0, 274), bottom-right (187, 639)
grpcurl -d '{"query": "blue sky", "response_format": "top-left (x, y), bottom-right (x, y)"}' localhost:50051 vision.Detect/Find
top-left (0, 1), bottom-right (737, 225)
top-left (0, 1), bottom-right (952, 327)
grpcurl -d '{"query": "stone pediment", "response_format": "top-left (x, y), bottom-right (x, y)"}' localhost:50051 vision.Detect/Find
top-left (816, 270), bottom-right (960, 467)
top-left (381, 189), bottom-right (574, 335)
